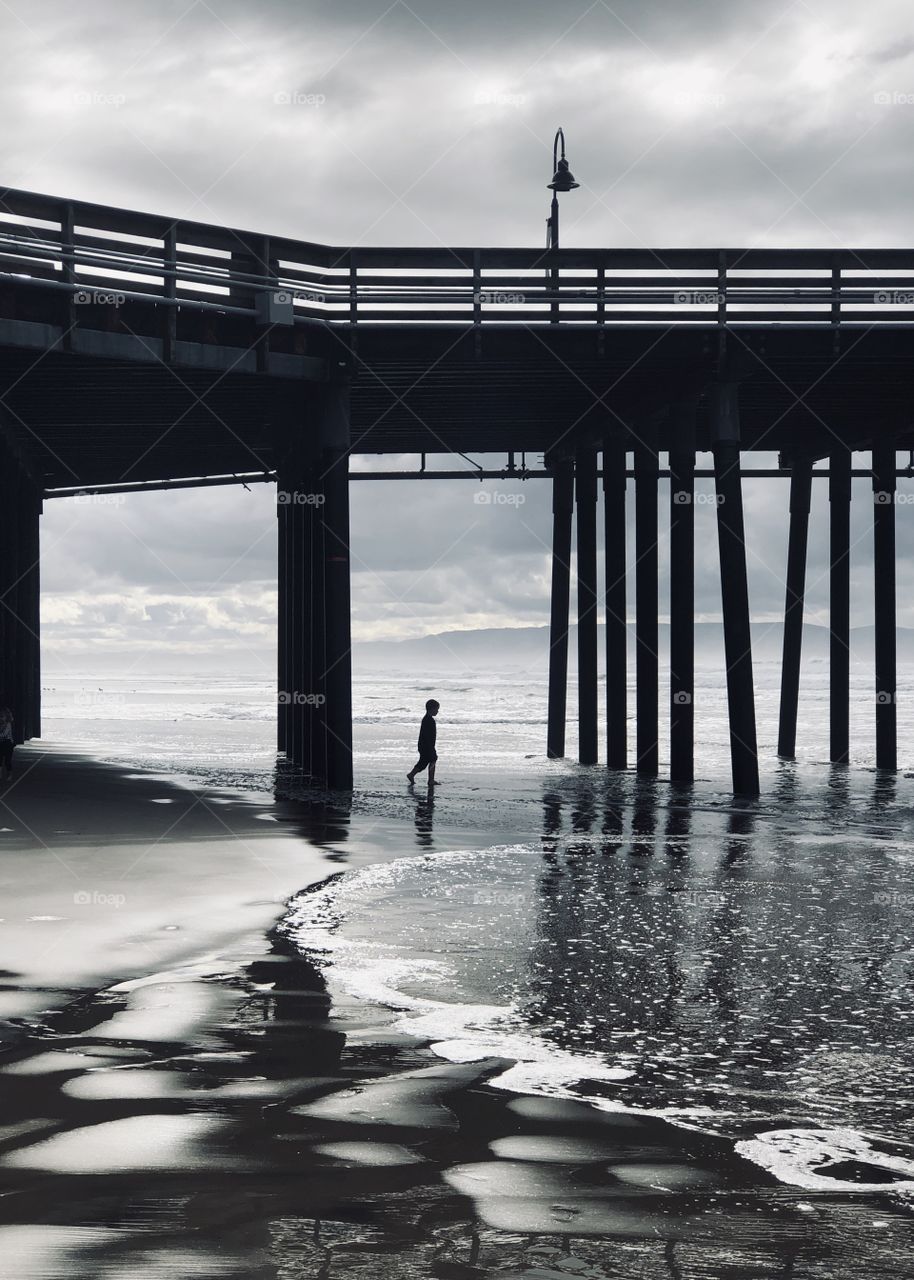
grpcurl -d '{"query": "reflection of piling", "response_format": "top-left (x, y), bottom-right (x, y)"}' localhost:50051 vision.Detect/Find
top-left (711, 383), bottom-right (759, 796)
top-left (634, 440), bottom-right (659, 774)
top-left (873, 441), bottom-right (897, 771)
top-left (576, 445), bottom-right (598, 764)
top-left (777, 457), bottom-right (812, 758)
top-left (547, 458), bottom-right (574, 758)
top-left (829, 448), bottom-right (852, 763)
top-left (603, 437), bottom-right (627, 769)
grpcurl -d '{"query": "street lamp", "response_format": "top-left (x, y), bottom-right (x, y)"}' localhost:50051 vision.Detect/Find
top-left (546, 127), bottom-right (579, 251)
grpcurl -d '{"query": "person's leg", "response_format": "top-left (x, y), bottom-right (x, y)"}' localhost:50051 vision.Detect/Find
top-left (407, 757), bottom-right (427, 782)
top-left (427, 760), bottom-right (436, 786)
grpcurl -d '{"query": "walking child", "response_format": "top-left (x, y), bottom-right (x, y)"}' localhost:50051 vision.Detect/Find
top-left (407, 699), bottom-right (439, 786)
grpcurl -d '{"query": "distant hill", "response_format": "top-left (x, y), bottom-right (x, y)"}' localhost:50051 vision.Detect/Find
top-left (354, 622), bottom-right (914, 673)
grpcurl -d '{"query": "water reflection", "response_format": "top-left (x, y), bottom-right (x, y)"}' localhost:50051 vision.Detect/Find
top-left (412, 787), bottom-right (435, 850)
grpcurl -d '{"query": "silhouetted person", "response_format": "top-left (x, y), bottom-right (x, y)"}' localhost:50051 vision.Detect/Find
top-left (407, 699), bottom-right (439, 786)
top-left (0, 701), bottom-right (13, 781)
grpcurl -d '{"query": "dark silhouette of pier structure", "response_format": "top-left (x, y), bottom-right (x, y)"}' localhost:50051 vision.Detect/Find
top-left (1, 186), bottom-right (913, 793)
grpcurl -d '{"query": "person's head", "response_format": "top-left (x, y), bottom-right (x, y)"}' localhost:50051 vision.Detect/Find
top-left (425, 699), bottom-right (440, 716)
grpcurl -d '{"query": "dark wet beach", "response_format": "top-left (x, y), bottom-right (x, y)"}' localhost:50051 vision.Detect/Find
top-left (0, 747), bottom-right (913, 1277)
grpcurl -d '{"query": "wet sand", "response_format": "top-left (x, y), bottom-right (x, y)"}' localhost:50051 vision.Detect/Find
top-left (0, 747), bottom-right (911, 1278)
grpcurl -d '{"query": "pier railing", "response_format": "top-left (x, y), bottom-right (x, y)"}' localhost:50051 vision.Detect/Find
top-left (3, 186), bottom-right (914, 328)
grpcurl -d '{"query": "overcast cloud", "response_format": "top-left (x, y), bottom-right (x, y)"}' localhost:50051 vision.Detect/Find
top-left (5, 0), bottom-right (914, 672)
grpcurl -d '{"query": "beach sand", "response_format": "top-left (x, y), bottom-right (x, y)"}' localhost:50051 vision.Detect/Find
top-left (0, 746), bottom-right (911, 1278)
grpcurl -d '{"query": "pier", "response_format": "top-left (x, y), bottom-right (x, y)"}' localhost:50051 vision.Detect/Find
top-left (2, 186), bottom-right (914, 793)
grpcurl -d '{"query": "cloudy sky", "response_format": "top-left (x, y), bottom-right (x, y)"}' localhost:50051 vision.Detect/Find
top-left (5, 0), bottom-right (914, 674)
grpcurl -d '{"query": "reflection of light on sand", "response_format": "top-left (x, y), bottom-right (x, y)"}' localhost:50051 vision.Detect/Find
top-left (735, 1127), bottom-right (914, 1192)
top-left (3, 1114), bottom-right (233, 1173)
top-left (0, 1226), bottom-right (127, 1278)
top-left (314, 1141), bottom-right (426, 1165)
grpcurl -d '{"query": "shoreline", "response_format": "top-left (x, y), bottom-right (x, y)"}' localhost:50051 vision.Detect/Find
top-left (1, 742), bottom-right (912, 1278)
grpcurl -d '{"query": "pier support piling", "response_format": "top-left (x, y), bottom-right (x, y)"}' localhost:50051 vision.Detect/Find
top-left (669, 406), bottom-right (696, 783)
top-left (603, 438), bottom-right (627, 769)
top-left (873, 441), bottom-right (897, 771)
top-left (576, 445), bottom-right (599, 765)
top-left (547, 459), bottom-right (574, 759)
top-left (276, 382), bottom-right (353, 789)
top-left (0, 442), bottom-right (41, 743)
top-left (277, 495), bottom-right (290, 754)
top-left (777, 458), bottom-right (813, 758)
top-left (829, 448), bottom-right (852, 764)
top-left (711, 383), bottom-right (759, 796)
top-left (634, 441), bottom-right (659, 775)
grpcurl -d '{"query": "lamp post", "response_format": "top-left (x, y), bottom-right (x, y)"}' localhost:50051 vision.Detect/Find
top-left (546, 128), bottom-right (578, 323)
top-left (546, 126), bottom-right (579, 251)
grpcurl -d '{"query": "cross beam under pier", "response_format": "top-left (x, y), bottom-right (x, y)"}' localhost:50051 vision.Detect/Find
top-left (44, 467), bottom-right (914, 500)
